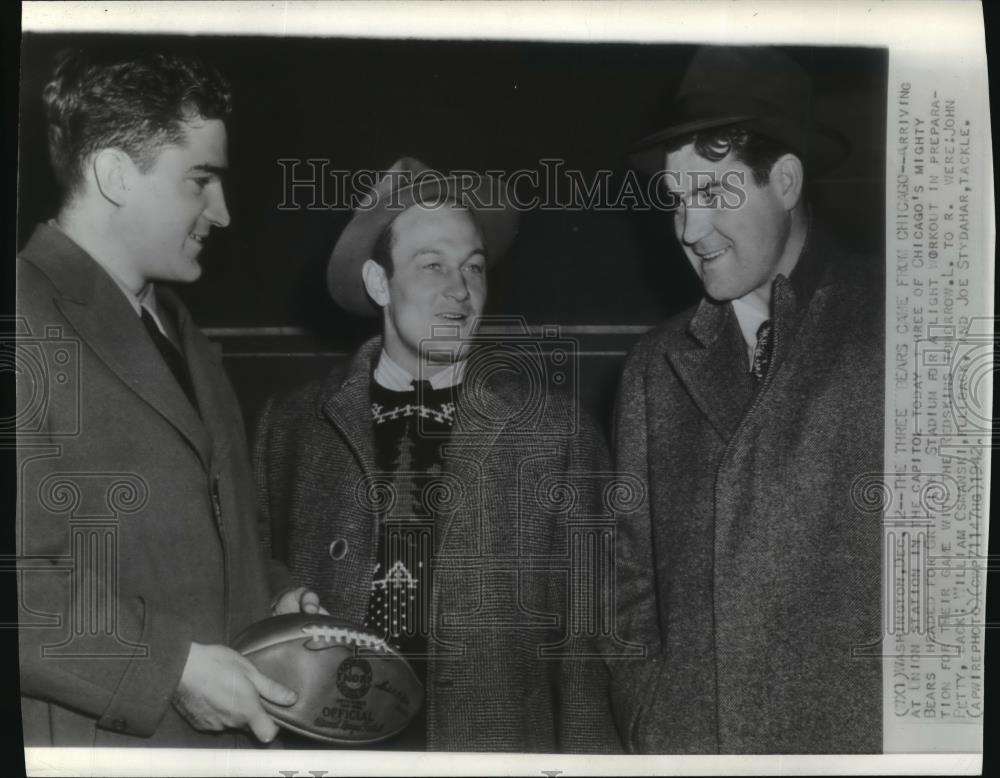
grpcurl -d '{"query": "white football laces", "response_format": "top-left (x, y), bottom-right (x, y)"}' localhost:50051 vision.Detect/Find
top-left (302, 624), bottom-right (389, 652)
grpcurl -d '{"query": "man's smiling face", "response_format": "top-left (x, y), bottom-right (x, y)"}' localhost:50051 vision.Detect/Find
top-left (665, 141), bottom-right (795, 304)
top-left (379, 204), bottom-right (487, 376)
top-left (118, 116), bottom-right (231, 286)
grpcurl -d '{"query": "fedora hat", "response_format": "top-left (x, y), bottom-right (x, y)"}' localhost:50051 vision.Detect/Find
top-left (327, 157), bottom-right (519, 317)
top-left (629, 45), bottom-right (849, 176)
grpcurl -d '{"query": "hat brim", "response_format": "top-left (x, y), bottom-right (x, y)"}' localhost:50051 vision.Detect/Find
top-left (327, 176), bottom-right (520, 317)
top-left (628, 114), bottom-right (850, 178)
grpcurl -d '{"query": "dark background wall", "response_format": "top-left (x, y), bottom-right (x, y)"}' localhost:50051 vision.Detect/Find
top-left (17, 34), bottom-right (887, 433)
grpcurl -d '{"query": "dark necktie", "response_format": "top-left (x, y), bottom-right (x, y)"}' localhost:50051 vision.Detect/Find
top-left (410, 379), bottom-right (434, 396)
top-left (751, 319), bottom-right (774, 381)
top-left (140, 306), bottom-right (199, 412)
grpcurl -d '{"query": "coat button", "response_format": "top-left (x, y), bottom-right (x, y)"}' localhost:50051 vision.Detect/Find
top-left (328, 539), bottom-right (348, 560)
top-left (110, 717), bottom-right (127, 731)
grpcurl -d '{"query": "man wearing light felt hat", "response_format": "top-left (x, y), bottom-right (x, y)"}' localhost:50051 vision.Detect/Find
top-left (253, 158), bottom-right (623, 751)
top-left (612, 46), bottom-right (884, 753)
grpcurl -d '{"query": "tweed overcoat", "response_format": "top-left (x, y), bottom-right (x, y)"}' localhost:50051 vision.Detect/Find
top-left (253, 337), bottom-right (623, 752)
top-left (16, 224), bottom-right (280, 747)
top-left (610, 236), bottom-right (885, 753)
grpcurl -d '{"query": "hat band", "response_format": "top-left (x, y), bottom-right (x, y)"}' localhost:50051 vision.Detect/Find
top-left (672, 92), bottom-right (809, 129)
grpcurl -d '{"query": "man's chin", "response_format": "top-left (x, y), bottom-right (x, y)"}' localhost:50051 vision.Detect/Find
top-left (701, 276), bottom-right (749, 303)
top-left (166, 253), bottom-right (204, 283)
top-left (150, 266), bottom-right (202, 286)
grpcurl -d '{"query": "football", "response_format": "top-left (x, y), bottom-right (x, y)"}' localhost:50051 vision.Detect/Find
top-left (231, 613), bottom-right (424, 744)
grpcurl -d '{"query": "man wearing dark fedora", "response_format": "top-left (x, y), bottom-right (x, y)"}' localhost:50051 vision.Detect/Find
top-left (252, 158), bottom-right (622, 751)
top-left (612, 46), bottom-right (883, 753)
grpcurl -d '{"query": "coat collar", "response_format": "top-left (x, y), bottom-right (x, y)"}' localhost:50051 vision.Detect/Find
top-left (667, 301), bottom-right (755, 440)
top-left (317, 336), bottom-right (382, 482)
top-left (317, 336), bottom-right (518, 443)
top-left (684, 220), bottom-right (830, 345)
top-left (665, 223), bottom-right (834, 441)
top-left (20, 222), bottom-right (101, 305)
top-left (317, 336), bottom-right (513, 552)
top-left (20, 223), bottom-right (214, 470)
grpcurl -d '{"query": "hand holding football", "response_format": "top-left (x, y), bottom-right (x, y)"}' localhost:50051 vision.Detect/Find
top-left (231, 613), bottom-right (424, 744)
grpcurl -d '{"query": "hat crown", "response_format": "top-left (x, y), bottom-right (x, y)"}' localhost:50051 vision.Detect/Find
top-left (627, 45), bottom-right (849, 176)
top-left (357, 156), bottom-right (433, 209)
top-left (673, 45), bottom-right (813, 129)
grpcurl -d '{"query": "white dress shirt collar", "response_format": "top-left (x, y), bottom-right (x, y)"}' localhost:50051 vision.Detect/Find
top-left (104, 268), bottom-right (168, 337)
top-left (373, 350), bottom-right (465, 391)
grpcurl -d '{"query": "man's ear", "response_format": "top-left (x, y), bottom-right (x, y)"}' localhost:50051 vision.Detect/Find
top-left (91, 148), bottom-right (136, 206)
top-left (362, 259), bottom-right (391, 308)
top-left (770, 153), bottom-right (804, 211)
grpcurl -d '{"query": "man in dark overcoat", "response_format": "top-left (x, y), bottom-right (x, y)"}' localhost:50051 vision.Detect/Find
top-left (253, 158), bottom-right (623, 752)
top-left (611, 46), bottom-right (884, 753)
top-left (16, 48), bottom-right (320, 747)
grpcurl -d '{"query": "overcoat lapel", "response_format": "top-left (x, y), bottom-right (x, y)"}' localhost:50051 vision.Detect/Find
top-left (663, 230), bottom-right (833, 443)
top-left (665, 300), bottom-right (754, 442)
top-left (21, 225), bottom-right (213, 470)
top-left (161, 288), bottom-right (232, 463)
top-left (318, 341), bottom-right (380, 484)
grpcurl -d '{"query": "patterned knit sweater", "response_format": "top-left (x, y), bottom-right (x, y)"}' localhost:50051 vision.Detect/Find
top-left (365, 379), bottom-right (458, 749)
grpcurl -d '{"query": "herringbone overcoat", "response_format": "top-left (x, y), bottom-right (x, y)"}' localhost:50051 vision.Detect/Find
top-left (611, 237), bottom-right (885, 753)
top-left (253, 337), bottom-right (623, 752)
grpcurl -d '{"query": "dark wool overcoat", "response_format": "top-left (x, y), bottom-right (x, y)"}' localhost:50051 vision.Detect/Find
top-left (16, 224), bottom-right (280, 747)
top-left (610, 235), bottom-right (885, 754)
top-left (253, 337), bottom-right (623, 752)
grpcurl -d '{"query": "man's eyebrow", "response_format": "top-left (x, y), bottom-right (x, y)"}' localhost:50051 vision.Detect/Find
top-left (187, 163), bottom-right (228, 176)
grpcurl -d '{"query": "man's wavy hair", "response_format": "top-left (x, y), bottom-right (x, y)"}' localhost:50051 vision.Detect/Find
top-left (666, 125), bottom-right (800, 188)
top-left (43, 48), bottom-right (233, 201)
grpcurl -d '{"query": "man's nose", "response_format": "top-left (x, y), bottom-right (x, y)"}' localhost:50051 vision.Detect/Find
top-left (444, 269), bottom-right (470, 301)
top-left (205, 184), bottom-right (231, 229)
top-left (678, 203), bottom-right (712, 246)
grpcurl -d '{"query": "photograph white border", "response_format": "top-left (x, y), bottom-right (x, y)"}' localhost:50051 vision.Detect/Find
top-left (18, 2), bottom-right (992, 775)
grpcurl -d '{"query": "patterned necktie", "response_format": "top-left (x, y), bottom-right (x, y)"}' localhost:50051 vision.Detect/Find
top-left (751, 319), bottom-right (774, 381)
top-left (140, 306), bottom-right (199, 412)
